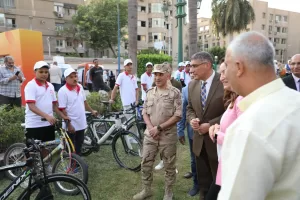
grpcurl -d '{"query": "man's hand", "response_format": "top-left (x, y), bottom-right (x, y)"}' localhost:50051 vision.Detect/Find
top-left (179, 136), bottom-right (185, 145)
top-left (209, 124), bottom-right (220, 142)
top-left (91, 110), bottom-right (98, 116)
top-left (190, 118), bottom-right (200, 131)
top-left (68, 123), bottom-right (76, 133)
top-left (9, 75), bottom-right (18, 81)
top-left (135, 100), bottom-right (139, 106)
top-left (62, 116), bottom-right (70, 121)
top-left (198, 123), bottom-right (210, 135)
top-left (149, 126), bottom-right (160, 140)
top-left (17, 74), bottom-right (23, 81)
top-left (45, 115), bottom-right (57, 125)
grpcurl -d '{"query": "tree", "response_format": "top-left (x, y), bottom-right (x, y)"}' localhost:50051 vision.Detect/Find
top-left (188, 0), bottom-right (198, 57)
top-left (69, 0), bottom-right (128, 57)
top-left (128, 0), bottom-right (138, 74)
top-left (208, 46), bottom-right (226, 63)
top-left (211, 0), bottom-right (255, 39)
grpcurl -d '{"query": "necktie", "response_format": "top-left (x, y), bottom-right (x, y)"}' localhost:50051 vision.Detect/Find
top-left (298, 80), bottom-right (300, 92)
top-left (201, 82), bottom-right (207, 110)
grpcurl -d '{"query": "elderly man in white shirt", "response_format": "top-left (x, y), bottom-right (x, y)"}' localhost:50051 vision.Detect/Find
top-left (49, 61), bottom-right (62, 92)
top-left (219, 31), bottom-right (300, 200)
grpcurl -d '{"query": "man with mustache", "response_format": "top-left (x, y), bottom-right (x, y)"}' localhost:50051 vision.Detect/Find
top-left (58, 68), bottom-right (97, 155)
top-left (283, 54), bottom-right (300, 92)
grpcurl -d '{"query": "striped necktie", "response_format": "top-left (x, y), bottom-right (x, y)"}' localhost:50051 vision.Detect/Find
top-left (298, 80), bottom-right (300, 92)
top-left (201, 82), bottom-right (207, 110)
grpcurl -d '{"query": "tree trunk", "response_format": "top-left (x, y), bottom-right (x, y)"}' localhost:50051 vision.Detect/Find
top-left (128, 0), bottom-right (138, 75)
top-left (188, 0), bottom-right (198, 57)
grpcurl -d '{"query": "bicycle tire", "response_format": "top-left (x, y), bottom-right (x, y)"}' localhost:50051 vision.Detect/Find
top-left (18, 174), bottom-right (91, 200)
top-left (82, 128), bottom-right (99, 157)
top-left (126, 121), bottom-right (146, 140)
top-left (4, 143), bottom-right (26, 180)
top-left (112, 130), bottom-right (142, 172)
top-left (52, 153), bottom-right (88, 195)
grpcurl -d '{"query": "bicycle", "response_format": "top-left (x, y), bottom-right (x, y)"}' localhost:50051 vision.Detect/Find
top-left (3, 120), bottom-right (88, 194)
top-left (0, 139), bottom-right (91, 200)
top-left (82, 110), bottom-right (143, 172)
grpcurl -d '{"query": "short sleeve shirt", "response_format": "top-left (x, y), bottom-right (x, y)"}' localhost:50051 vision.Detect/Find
top-left (116, 72), bottom-right (138, 106)
top-left (58, 84), bottom-right (87, 131)
top-left (25, 79), bottom-right (57, 128)
top-left (140, 72), bottom-right (154, 101)
top-left (89, 66), bottom-right (104, 87)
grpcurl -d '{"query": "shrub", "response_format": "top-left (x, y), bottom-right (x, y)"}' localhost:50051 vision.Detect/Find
top-left (0, 106), bottom-right (25, 153)
top-left (137, 54), bottom-right (172, 78)
top-left (86, 92), bottom-right (122, 114)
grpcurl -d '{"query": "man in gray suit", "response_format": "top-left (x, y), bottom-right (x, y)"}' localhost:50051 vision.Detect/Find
top-left (187, 52), bottom-right (225, 200)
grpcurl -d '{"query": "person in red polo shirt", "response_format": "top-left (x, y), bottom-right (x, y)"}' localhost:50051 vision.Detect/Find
top-left (24, 61), bottom-right (68, 142)
top-left (58, 68), bottom-right (97, 155)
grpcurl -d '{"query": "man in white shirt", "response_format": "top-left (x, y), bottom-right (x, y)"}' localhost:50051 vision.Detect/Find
top-left (86, 65), bottom-right (93, 92)
top-left (283, 54), bottom-right (300, 92)
top-left (180, 61), bottom-right (192, 87)
top-left (49, 61), bottom-right (62, 92)
top-left (174, 62), bottom-right (185, 82)
top-left (109, 59), bottom-right (139, 109)
top-left (219, 31), bottom-right (300, 200)
top-left (58, 68), bottom-right (97, 155)
top-left (140, 62), bottom-right (154, 101)
top-left (24, 61), bottom-right (68, 142)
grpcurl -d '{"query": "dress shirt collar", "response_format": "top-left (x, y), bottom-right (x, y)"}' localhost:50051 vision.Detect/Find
top-left (292, 73), bottom-right (300, 82)
top-left (238, 79), bottom-right (285, 112)
top-left (202, 70), bottom-right (215, 85)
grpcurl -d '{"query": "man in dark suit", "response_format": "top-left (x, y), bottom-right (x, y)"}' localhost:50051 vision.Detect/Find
top-left (187, 52), bottom-right (225, 199)
top-left (283, 54), bottom-right (300, 92)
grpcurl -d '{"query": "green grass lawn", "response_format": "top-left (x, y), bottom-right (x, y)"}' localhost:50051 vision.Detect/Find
top-left (0, 143), bottom-right (199, 200)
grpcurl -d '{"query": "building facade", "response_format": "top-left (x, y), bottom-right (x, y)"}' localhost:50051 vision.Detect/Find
top-left (0, 0), bottom-right (85, 55)
top-left (198, 0), bottom-right (300, 63)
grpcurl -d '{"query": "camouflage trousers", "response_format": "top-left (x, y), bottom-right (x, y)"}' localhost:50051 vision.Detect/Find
top-left (141, 139), bottom-right (177, 187)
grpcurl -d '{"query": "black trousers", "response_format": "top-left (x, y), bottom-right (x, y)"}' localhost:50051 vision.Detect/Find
top-left (67, 129), bottom-right (85, 156)
top-left (0, 94), bottom-right (21, 108)
top-left (205, 184), bottom-right (221, 200)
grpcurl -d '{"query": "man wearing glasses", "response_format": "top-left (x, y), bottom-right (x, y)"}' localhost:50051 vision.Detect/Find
top-left (283, 54), bottom-right (300, 91)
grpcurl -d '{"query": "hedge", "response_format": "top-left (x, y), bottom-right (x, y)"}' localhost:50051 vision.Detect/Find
top-left (137, 54), bottom-right (172, 78)
top-left (86, 92), bottom-right (122, 114)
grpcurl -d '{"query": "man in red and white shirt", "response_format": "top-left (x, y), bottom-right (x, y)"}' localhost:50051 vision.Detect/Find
top-left (58, 68), bottom-right (97, 155)
top-left (180, 61), bottom-right (192, 86)
top-left (140, 62), bottom-right (154, 101)
top-left (24, 61), bottom-right (68, 142)
top-left (110, 59), bottom-right (139, 109)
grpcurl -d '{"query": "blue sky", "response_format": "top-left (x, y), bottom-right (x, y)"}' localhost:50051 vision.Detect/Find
top-left (198, 0), bottom-right (300, 18)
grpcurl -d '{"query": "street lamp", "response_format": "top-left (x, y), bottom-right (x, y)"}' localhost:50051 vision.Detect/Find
top-left (117, 0), bottom-right (121, 75)
top-left (47, 37), bottom-right (51, 57)
top-left (214, 56), bottom-right (218, 71)
top-left (175, 0), bottom-right (186, 64)
top-left (162, 0), bottom-right (172, 56)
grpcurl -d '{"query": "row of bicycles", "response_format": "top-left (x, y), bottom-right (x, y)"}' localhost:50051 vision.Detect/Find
top-left (0, 101), bottom-right (146, 199)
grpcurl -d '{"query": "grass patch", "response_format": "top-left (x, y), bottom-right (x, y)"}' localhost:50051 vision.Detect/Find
top-left (0, 142), bottom-right (198, 199)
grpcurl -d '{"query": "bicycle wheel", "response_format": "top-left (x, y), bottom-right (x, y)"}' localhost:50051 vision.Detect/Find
top-left (82, 128), bottom-right (99, 157)
top-left (4, 143), bottom-right (26, 180)
top-left (52, 153), bottom-right (88, 195)
top-left (112, 130), bottom-right (142, 172)
top-left (18, 174), bottom-right (91, 200)
top-left (127, 121), bottom-right (146, 140)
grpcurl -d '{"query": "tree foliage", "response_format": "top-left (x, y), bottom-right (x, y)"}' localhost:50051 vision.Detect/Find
top-left (211, 0), bottom-right (255, 36)
top-left (208, 46), bottom-right (226, 63)
top-left (70, 0), bottom-right (128, 57)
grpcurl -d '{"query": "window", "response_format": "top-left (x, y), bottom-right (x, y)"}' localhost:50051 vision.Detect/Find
top-left (152, 18), bottom-right (164, 28)
top-left (275, 49), bottom-right (280, 55)
top-left (269, 25), bottom-right (272, 31)
top-left (137, 35), bottom-right (146, 41)
top-left (262, 24), bottom-right (265, 30)
top-left (281, 39), bottom-right (286, 44)
top-left (66, 41), bottom-right (72, 47)
top-left (54, 3), bottom-right (64, 13)
top-left (138, 6), bottom-right (146, 12)
top-left (275, 15), bottom-right (281, 22)
top-left (6, 18), bottom-right (15, 27)
top-left (199, 36), bottom-right (202, 40)
top-left (283, 16), bottom-right (288, 22)
top-left (153, 33), bottom-right (162, 41)
top-left (269, 14), bottom-right (273, 20)
top-left (1, 0), bottom-right (15, 8)
top-left (204, 44), bottom-right (209, 49)
top-left (55, 23), bottom-right (64, 31)
top-left (0, 14), bottom-right (5, 26)
top-left (148, 32), bottom-right (153, 42)
top-left (56, 39), bottom-right (64, 47)
top-left (274, 38), bottom-right (280, 43)
top-left (151, 3), bottom-right (163, 13)
top-left (262, 12), bottom-right (266, 18)
top-left (282, 27), bottom-right (288, 33)
top-left (199, 27), bottom-right (204, 32)
top-left (204, 26), bottom-right (209, 31)
top-left (276, 26), bottom-right (280, 32)
top-left (138, 21), bottom-right (146, 27)
top-left (66, 8), bottom-right (76, 16)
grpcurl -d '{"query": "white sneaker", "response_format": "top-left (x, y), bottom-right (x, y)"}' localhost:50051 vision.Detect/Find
top-left (154, 160), bottom-right (164, 170)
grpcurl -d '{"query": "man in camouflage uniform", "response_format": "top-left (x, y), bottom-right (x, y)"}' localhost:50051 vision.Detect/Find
top-left (133, 63), bottom-right (182, 200)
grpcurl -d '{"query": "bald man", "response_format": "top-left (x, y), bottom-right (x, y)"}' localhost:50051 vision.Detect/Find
top-left (282, 54), bottom-right (300, 92)
top-left (219, 31), bottom-right (300, 200)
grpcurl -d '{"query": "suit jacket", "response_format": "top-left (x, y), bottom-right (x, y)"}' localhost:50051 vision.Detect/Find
top-left (177, 86), bottom-right (193, 140)
top-left (187, 73), bottom-right (225, 157)
top-left (282, 75), bottom-right (297, 91)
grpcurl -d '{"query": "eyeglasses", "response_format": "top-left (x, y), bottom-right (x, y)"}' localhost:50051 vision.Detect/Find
top-left (191, 62), bottom-right (208, 68)
top-left (290, 62), bottom-right (300, 66)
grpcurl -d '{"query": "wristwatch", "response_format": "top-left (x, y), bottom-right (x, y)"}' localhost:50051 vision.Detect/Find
top-left (157, 125), bottom-right (163, 132)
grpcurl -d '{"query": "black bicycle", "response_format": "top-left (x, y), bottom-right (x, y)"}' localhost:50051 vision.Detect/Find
top-left (0, 139), bottom-right (91, 200)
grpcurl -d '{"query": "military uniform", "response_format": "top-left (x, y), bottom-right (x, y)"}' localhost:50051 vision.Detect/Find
top-left (134, 64), bottom-right (182, 200)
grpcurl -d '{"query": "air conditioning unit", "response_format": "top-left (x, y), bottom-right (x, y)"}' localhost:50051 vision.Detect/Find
top-left (58, 13), bottom-right (63, 18)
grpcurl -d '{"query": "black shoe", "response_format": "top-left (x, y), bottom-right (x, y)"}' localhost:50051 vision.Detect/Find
top-left (183, 172), bottom-right (193, 179)
top-left (188, 186), bottom-right (200, 197)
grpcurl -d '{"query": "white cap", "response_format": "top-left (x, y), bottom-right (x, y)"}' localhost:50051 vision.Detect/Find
top-left (145, 62), bottom-right (153, 67)
top-left (124, 59), bottom-right (133, 66)
top-left (34, 61), bottom-right (49, 70)
top-left (178, 62), bottom-right (185, 67)
top-left (64, 68), bottom-right (77, 78)
top-left (185, 61), bottom-right (191, 65)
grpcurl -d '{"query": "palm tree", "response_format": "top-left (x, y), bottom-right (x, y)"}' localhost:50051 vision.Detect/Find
top-left (188, 0), bottom-right (198, 57)
top-left (211, 0), bottom-right (255, 40)
top-left (127, 0), bottom-right (138, 75)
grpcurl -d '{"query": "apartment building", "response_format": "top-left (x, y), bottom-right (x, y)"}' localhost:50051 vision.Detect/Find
top-left (0, 0), bottom-right (85, 55)
top-left (198, 0), bottom-right (300, 63)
